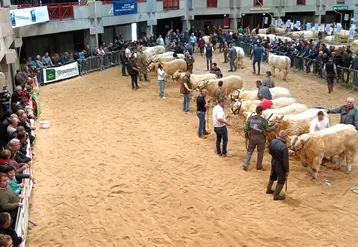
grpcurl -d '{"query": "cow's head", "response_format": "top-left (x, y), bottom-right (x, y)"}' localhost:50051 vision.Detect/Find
top-left (173, 70), bottom-right (183, 81)
top-left (230, 99), bottom-right (243, 115)
top-left (290, 134), bottom-right (311, 153)
top-left (197, 80), bottom-right (208, 89)
top-left (230, 89), bottom-right (243, 101)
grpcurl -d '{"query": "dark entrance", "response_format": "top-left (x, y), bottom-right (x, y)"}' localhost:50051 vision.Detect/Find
top-left (240, 13), bottom-right (273, 30)
top-left (156, 17), bottom-right (182, 36)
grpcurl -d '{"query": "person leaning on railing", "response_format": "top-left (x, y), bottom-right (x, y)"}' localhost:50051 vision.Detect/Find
top-left (0, 212), bottom-right (23, 247)
top-left (0, 173), bottom-right (23, 221)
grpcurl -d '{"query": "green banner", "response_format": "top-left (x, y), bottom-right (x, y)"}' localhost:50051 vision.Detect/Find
top-left (333, 5), bottom-right (348, 11)
top-left (46, 69), bottom-right (56, 81)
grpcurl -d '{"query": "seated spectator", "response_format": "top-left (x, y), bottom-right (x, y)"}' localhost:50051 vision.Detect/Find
top-left (6, 167), bottom-right (23, 195)
top-left (0, 234), bottom-right (12, 247)
top-left (6, 139), bottom-right (31, 165)
top-left (17, 113), bottom-right (35, 146)
top-left (10, 87), bottom-right (23, 107)
top-left (41, 52), bottom-right (54, 67)
top-left (6, 118), bottom-right (18, 140)
top-left (0, 173), bottom-right (22, 220)
top-left (14, 71), bottom-right (26, 88)
top-left (0, 212), bottom-right (23, 247)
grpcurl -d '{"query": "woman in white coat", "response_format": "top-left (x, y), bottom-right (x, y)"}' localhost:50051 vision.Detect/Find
top-left (157, 64), bottom-right (167, 99)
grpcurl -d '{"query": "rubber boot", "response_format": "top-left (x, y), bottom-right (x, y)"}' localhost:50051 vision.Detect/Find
top-left (328, 85), bottom-right (331, 94)
top-left (266, 180), bottom-right (275, 194)
top-left (273, 183), bottom-right (285, 200)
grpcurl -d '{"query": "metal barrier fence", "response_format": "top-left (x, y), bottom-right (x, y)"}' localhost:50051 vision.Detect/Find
top-left (78, 51), bottom-right (121, 75)
top-left (236, 42), bottom-right (358, 89)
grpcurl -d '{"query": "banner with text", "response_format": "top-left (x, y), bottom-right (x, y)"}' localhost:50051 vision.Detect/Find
top-left (113, 0), bottom-right (137, 16)
top-left (10, 6), bottom-right (49, 28)
top-left (43, 62), bottom-right (79, 84)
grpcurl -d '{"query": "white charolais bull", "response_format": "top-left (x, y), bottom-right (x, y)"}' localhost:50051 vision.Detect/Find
top-left (352, 40), bottom-right (358, 46)
top-left (266, 108), bottom-right (329, 143)
top-left (172, 70), bottom-right (217, 89)
top-left (231, 86), bottom-right (291, 101)
top-left (159, 60), bottom-right (187, 77)
top-left (290, 124), bottom-right (358, 179)
top-left (268, 53), bottom-right (291, 80)
top-left (234, 46), bottom-right (245, 69)
top-left (156, 52), bottom-right (185, 62)
top-left (199, 76), bottom-right (244, 99)
top-left (231, 97), bottom-right (297, 115)
top-left (243, 103), bottom-right (308, 120)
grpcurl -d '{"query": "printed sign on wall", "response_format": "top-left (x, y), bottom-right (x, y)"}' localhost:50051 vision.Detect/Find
top-left (10, 6), bottom-right (49, 28)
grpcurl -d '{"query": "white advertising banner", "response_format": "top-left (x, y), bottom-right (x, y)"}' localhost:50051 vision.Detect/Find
top-left (43, 62), bottom-right (79, 84)
top-left (10, 6), bottom-right (49, 28)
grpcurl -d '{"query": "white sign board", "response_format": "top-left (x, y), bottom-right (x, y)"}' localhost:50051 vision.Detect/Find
top-left (43, 62), bottom-right (79, 84)
top-left (10, 6), bottom-right (49, 28)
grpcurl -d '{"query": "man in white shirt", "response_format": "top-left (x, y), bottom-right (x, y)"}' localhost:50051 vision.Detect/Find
top-left (309, 111), bottom-right (330, 133)
top-left (125, 45), bottom-right (132, 59)
top-left (212, 98), bottom-right (232, 157)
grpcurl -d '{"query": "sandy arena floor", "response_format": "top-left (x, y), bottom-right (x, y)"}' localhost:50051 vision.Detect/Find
top-left (27, 51), bottom-right (358, 247)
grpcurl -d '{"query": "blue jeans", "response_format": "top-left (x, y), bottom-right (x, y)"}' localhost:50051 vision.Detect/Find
top-left (183, 93), bottom-right (190, 112)
top-left (197, 111), bottom-right (206, 136)
top-left (121, 63), bottom-right (127, 75)
top-left (206, 57), bottom-right (212, 70)
top-left (214, 126), bottom-right (228, 155)
top-left (158, 80), bottom-right (165, 98)
top-left (131, 75), bottom-right (138, 88)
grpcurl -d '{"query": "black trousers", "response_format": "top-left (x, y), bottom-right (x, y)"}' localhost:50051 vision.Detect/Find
top-left (269, 160), bottom-right (286, 184)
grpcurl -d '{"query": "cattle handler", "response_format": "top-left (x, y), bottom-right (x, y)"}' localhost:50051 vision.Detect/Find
top-left (266, 130), bottom-right (290, 201)
top-left (243, 106), bottom-right (276, 171)
top-left (323, 57), bottom-right (337, 94)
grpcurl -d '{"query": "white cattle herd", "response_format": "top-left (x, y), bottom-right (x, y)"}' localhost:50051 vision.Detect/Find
top-left (136, 44), bottom-right (358, 180)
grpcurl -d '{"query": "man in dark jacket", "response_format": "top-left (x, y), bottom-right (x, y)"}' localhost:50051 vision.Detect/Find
top-left (327, 97), bottom-right (358, 129)
top-left (350, 53), bottom-right (358, 88)
top-left (0, 212), bottom-right (23, 247)
top-left (323, 57), bottom-right (337, 94)
top-left (119, 47), bottom-right (128, 76)
top-left (10, 87), bottom-right (23, 107)
top-left (267, 130), bottom-right (290, 200)
top-left (196, 89), bottom-right (210, 139)
top-left (127, 57), bottom-right (140, 90)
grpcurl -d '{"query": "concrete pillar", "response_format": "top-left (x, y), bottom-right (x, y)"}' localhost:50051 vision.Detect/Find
top-left (230, 17), bottom-right (237, 32)
top-left (315, 15), bottom-right (322, 24)
top-left (90, 34), bottom-right (98, 49)
top-left (146, 25), bottom-right (153, 37)
top-left (0, 61), bottom-right (12, 92)
top-left (182, 19), bottom-right (191, 32)
top-left (1, 0), bottom-right (11, 6)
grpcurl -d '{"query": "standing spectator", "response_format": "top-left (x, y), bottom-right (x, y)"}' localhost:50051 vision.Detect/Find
top-left (185, 51), bottom-right (195, 73)
top-left (0, 212), bottom-right (23, 247)
top-left (262, 71), bottom-right (275, 88)
top-left (180, 71), bottom-right (192, 114)
top-left (125, 45), bottom-right (132, 59)
top-left (204, 43), bottom-right (214, 71)
top-left (35, 55), bottom-right (44, 83)
top-left (323, 57), bottom-right (337, 94)
top-left (6, 167), bottom-right (23, 195)
top-left (0, 234), bottom-right (12, 247)
top-left (267, 130), bottom-right (290, 200)
top-left (212, 98), bottom-right (232, 157)
top-left (198, 37), bottom-right (205, 56)
top-left (196, 89), bottom-right (210, 139)
top-left (41, 52), bottom-right (53, 67)
top-left (350, 53), bottom-right (358, 88)
top-left (223, 41), bottom-right (229, 63)
top-left (127, 57), bottom-right (140, 90)
top-left (189, 33), bottom-right (197, 52)
top-left (327, 97), bottom-right (358, 129)
top-left (0, 173), bottom-right (22, 219)
top-left (238, 25), bottom-right (244, 34)
top-left (185, 43), bottom-right (193, 55)
top-left (157, 64), bottom-right (167, 99)
top-left (251, 43), bottom-right (265, 75)
top-left (228, 44), bottom-right (237, 72)
top-left (0, 87), bottom-right (10, 113)
top-left (156, 35), bottom-right (164, 46)
top-left (119, 47), bottom-right (128, 76)
top-left (214, 80), bottom-right (223, 103)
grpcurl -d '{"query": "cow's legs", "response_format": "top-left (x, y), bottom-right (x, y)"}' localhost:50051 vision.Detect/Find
top-left (346, 150), bottom-right (355, 174)
top-left (271, 66), bottom-right (276, 78)
top-left (334, 152), bottom-right (346, 170)
top-left (311, 156), bottom-right (323, 179)
top-left (283, 69), bottom-right (288, 81)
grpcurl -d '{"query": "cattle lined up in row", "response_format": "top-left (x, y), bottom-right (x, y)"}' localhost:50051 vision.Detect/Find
top-left (229, 83), bottom-right (357, 179)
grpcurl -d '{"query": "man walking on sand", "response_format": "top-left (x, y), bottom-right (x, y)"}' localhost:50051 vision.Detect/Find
top-left (212, 98), bottom-right (232, 157)
top-left (180, 71), bottom-right (192, 114)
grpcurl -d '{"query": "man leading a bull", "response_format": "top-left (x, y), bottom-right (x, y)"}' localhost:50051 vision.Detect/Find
top-left (243, 106), bottom-right (276, 171)
top-left (266, 130), bottom-right (290, 201)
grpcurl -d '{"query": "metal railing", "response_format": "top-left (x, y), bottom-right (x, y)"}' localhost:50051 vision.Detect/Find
top-left (78, 51), bottom-right (121, 75)
top-left (236, 42), bottom-right (358, 89)
top-left (18, 2), bottom-right (86, 21)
